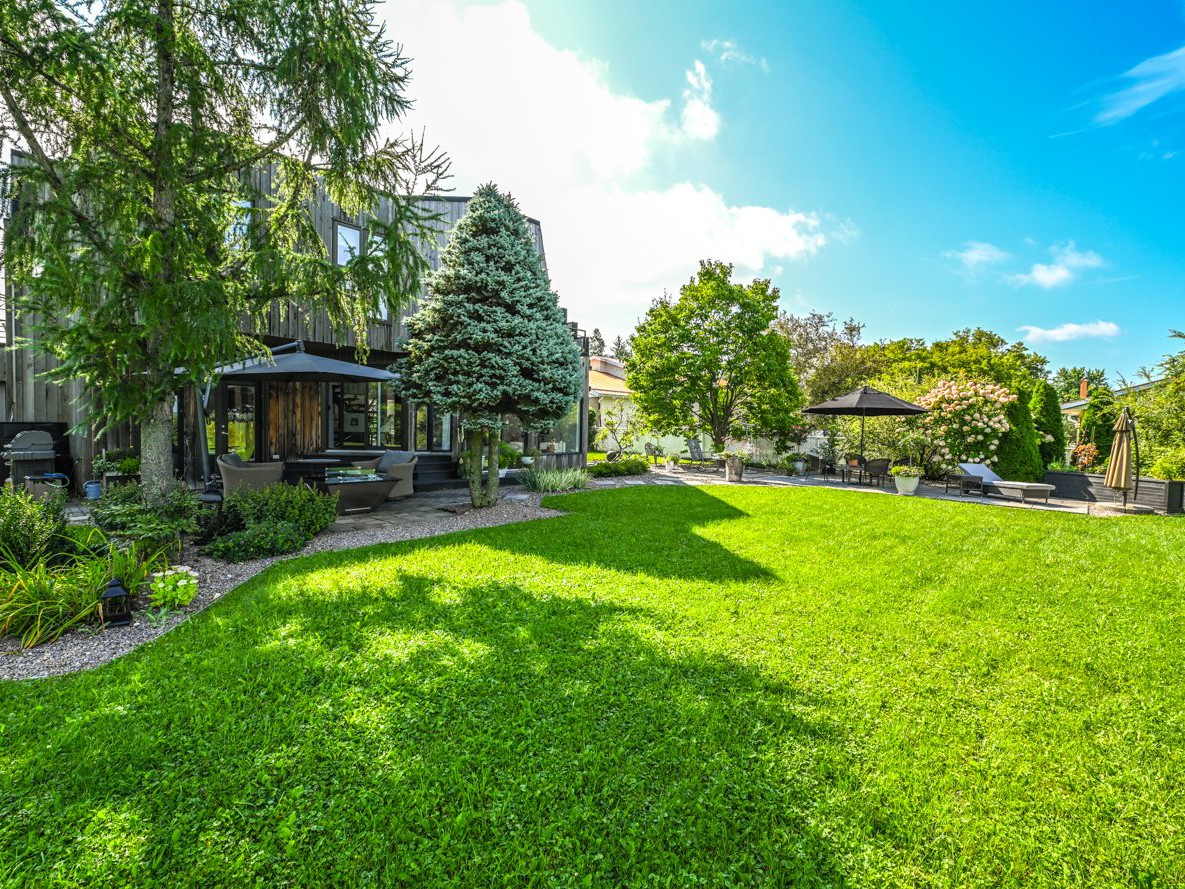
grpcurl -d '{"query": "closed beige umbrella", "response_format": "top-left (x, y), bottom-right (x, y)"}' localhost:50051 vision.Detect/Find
top-left (1103, 407), bottom-right (1138, 508)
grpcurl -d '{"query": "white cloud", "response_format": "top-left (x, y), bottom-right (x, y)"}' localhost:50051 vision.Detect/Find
top-left (943, 240), bottom-right (1009, 271)
top-left (1010, 241), bottom-right (1104, 288)
top-left (701, 38), bottom-right (769, 72)
top-left (1018, 321), bottom-right (1121, 344)
top-left (383, 0), bottom-right (829, 333)
top-left (681, 60), bottom-right (720, 140)
top-left (1097, 44), bottom-right (1185, 124)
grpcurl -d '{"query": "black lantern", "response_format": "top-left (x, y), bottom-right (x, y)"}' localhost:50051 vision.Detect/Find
top-left (100, 578), bottom-right (132, 627)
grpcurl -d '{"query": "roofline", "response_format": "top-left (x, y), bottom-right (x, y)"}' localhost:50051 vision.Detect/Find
top-left (1059, 378), bottom-right (1162, 411)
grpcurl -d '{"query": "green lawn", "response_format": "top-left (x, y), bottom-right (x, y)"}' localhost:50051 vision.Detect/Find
top-left (2, 486), bottom-right (1184, 887)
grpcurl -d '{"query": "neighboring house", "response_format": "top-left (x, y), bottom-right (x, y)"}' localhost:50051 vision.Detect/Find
top-left (1060, 378), bottom-right (1160, 426)
top-left (587, 356), bottom-right (704, 457)
top-left (1, 158), bottom-right (590, 486)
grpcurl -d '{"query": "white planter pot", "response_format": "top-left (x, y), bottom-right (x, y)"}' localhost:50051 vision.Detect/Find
top-left (725, 456), bottom-right (744, 482)
top-left (520, 457), bottom-right (535, 467)
top-left (894, 475), bottom-right (920, 495)
top-left (794, 460), bottom-right (806, 475)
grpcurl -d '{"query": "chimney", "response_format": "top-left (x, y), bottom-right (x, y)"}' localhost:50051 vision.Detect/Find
top-left (1079, 378), bottom-right (1089, 400)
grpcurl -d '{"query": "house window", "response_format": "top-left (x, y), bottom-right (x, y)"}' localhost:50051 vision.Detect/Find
top-left (369, 231), bottom-right (389, 321)
top-left (335, 222), bottom-right (361, 266)
top-left (227, 198), bottom-right (252, 246)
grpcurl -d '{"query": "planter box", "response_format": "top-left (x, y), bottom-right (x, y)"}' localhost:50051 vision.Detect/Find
top-left (1044, 470), bottom-right (1184, 514)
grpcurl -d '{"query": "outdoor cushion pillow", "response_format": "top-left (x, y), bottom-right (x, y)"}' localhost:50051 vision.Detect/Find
top-left (221, 452), bottom-right (244, 467)
top-left (958, 462), bottom-right (1002, 482)
top-left (378, 450), bottom-right (414, 470)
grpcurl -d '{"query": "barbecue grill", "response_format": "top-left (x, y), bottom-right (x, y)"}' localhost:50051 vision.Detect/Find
top-left (3, 430), bottom-right (58, 490)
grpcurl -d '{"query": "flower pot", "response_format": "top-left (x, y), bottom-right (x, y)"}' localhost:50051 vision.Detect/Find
top-left (84, 480), bottom-right (103, 500)
top-left (794, 460), bottom-right (806, 475)
top-left (725, 455), bottom-right (744, 482)
top-left (520, 456), bottom-right (535, 467)
top-left (665, 457), bottom-right (678, 470)
top-left (894, 475), bottom-right (920, 495)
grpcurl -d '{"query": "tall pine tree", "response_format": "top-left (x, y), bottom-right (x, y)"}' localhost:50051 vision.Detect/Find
top-left (397, 184), bottom-right (582, 507)
top-left (588, 328), bottom-right (606, 356)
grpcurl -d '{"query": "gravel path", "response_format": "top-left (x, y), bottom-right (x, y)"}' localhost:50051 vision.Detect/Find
top-left (0, 495), bottom-right (563, 682)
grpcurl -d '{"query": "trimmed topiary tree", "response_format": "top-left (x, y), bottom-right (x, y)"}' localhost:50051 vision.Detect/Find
top-left (396, 184), bottom-right (583, 508)
top-left (994, 397), bottom-right (1044, 482)
top-left (1029, 380), bottom-right (1066, 468)
top-left (1079, 386), bottom-right (1117, 467)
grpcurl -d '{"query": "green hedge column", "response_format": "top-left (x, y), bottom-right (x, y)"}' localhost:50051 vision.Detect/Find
top-left (995, 397), bottom-right (1044, 482)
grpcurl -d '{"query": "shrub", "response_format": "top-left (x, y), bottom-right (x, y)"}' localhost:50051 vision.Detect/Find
top-left (1079, 386), bottom-right (1117, 463)
top-left (90, 482), bottom-right (200, 542)
top-left (890, 465), bottom-right (924, 477)
top-left (0, 488), bottom-right (68, 570)
top-left (588, 456), bottom-right (649, 478)
top-left (917, 380), bottom-right (1015, 471)
top-left (1029, 381), bottom-right (1066, 468)
top-left (204, 521), bottom-right (306, 562)
top-left (0, 537), bottom-right (165, 648)
top-left (994, 397), bottom-right (1045, 482)
top-left (220, 484), bottom-right (337, 540)
top-left (520, 468), bottom-right (590, 492)
top-left (1148, 449), bottom-right (1185, 480)
top-left (149, 566), bottom-right (200, 608)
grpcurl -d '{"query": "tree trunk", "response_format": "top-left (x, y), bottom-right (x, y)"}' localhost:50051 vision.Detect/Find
top-left (140, 397), bottom-right (175, 498)
top-left (467, 427), bottom-right (492, 508)
top-left (485, 429), bottom-right (500, 504)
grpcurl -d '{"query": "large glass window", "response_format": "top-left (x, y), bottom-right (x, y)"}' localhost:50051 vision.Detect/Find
top-left (376, 383), bottom-right (403, 448)
top-left (413, 403), bottom-right (452, 452)
top-left (539, 400), bottom-right (582, 454)
top-left (227, 199), bottom-right (251, 247)
top-left (335, 222), bottom-right (361, 266)
top-left (329, 382), bottom-right (404, 449)
top-left (369, 231), bottom-right (389, 321)
top-left (226, 384), bottom-right (256, 460)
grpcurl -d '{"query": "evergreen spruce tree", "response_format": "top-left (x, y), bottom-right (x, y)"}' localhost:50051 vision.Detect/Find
top-left (588, 328), bottom-right (607, 357)
top-left (611, 336), bottom-right (633, 362)
top-left (994, 396), bottom-right (1044, 482)
top-left (1029, 380), bottom-right (1066, 467)
top-left (397, 184), bottom-right (583, 507)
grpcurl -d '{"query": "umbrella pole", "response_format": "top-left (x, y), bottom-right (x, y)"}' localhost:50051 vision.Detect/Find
top-left (859, 414), bottom-right (866, 461)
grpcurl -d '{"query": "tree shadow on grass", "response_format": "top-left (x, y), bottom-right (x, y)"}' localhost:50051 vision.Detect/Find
top-left (0, 568), bottom-right (854, 887)
top-left (461, 484), bottom-right (776, 583)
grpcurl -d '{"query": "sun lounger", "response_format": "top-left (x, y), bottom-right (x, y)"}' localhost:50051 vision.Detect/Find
top-left (957, 463), bottom-right (1055, 504)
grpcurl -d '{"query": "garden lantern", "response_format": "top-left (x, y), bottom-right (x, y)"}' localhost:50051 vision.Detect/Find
top-left (100, 578), bottom-right (133, 627)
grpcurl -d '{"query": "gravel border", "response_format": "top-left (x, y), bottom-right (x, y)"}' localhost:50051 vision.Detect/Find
top-left (0, 494), bottom-right (563, 682)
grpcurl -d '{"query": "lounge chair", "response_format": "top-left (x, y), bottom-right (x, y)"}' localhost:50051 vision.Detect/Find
top-left (685, 439), bottom-right (717, 469)
top-left (353, 450), bottom-right (418, 499)
top-left (956, 463), bottom-right (1055, 504)
top-left (217, 453), bottom-right (283, 495)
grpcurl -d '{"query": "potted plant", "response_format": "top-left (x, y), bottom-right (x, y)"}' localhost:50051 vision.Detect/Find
top-left (720, 450), bottom-right (746, 482)
top-left (520, 447), bottom-right (539, 467)
top-left (890, 464), bottom-right (923, 495)
top-left (665, 453), bottom-right (679, 470)
top-left (786, 452), bottom-right (808, 475)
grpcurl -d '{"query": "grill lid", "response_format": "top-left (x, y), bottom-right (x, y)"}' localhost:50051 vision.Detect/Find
top-left (3, 430), bottom-right (56, 459)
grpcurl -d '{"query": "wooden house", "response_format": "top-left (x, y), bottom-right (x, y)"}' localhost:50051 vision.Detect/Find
top-left (1, 162), bottom-right (590, 489)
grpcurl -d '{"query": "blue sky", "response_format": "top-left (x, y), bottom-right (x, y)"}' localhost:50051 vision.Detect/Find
top-left (388, 0), bottom-right (1185, 381)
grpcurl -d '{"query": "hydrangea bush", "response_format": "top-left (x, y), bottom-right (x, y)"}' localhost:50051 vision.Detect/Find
top-left (917, 380), bottom-right (1017, 471)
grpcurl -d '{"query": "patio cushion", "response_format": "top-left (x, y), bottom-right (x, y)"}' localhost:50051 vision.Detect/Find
top-left (221, 452), bottom-right (244, 467)
top-left (958, 462), bottom-right (1002, 482)
top-left (377, 450), bottom-right (415, 471)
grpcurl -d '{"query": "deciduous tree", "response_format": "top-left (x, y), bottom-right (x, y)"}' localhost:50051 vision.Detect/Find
top-left (0, 0), bottom-right (447, 493)
top-left (626, 261), bottom-right (802, 451)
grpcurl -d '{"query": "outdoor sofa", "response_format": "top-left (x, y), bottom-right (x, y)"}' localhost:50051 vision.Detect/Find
top-left (954, 462), bottom-right (1056, 504)
top-left (217, 453), bottom-right (284, 495)
top-left (352, 450), bottom-right (417, 499)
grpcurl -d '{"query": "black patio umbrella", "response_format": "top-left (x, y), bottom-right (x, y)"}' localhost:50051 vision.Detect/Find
top-left (802, 385), bottom-right (928, 461)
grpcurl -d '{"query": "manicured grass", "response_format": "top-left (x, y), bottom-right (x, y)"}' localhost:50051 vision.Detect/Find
top-left (2, 486), bottom-right (1184, 886)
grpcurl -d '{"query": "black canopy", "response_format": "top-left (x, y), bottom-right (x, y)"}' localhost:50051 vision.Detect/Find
top-left (803, 386), bottom-right (927, 460)
top-left (212, 349), bottom-right (397, 383)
